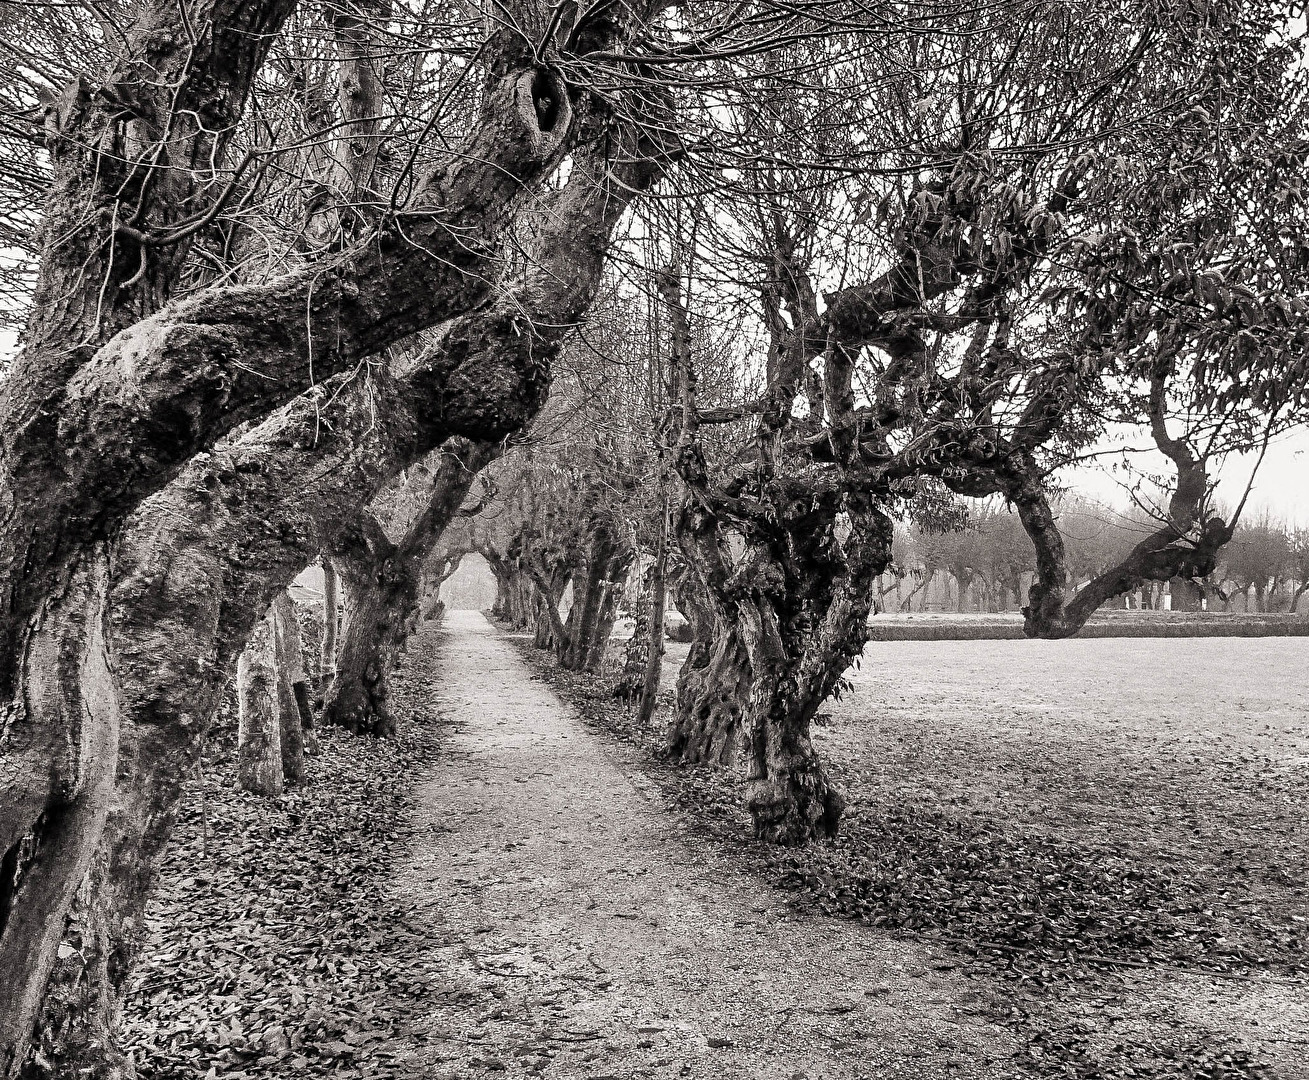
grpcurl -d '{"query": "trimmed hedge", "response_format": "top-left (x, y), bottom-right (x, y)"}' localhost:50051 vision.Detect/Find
top-left (865, 612), bottom-right (1309, 641)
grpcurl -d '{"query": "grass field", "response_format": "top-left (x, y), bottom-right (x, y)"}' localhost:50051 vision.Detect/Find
top-left (802, 637), bottom-right (1309, 1077)
top-left (633, 634), bottom-right (1309, 1076)
top-left (824, 636), bottom-right (1307, 853)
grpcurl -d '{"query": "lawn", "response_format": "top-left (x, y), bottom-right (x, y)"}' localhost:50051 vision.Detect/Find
top-left (822, 637), bottom-right (1307, 867)
top-left (639, 634), bottom-right (1309, 1076)
top-left (801, 637), bottom-right (1309, 1077)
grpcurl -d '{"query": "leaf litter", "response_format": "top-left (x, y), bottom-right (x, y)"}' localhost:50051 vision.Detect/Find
top-left (120, 683), bottom-right (444, 1078)
top-left (119, 621), bottom-right (1303, 1080)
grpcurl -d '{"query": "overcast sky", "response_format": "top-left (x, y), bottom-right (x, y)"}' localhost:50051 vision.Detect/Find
top-left (1062, 426), bottom-right (1309, 525)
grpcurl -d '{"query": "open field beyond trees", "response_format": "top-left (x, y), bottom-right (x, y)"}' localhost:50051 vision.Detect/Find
top-left (538, 631), bottom-right (1309, 1078)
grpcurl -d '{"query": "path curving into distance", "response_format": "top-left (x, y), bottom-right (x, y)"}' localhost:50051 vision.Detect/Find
top-left (389, 610), bottom-right (1015, 1079)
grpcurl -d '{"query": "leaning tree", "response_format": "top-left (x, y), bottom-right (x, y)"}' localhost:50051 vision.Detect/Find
top-left (646, 0), bottom-right (1309, 843)
top-left (321, 438), bottom-right (496, 735)
top-left (0, 0), bottom-right (708, 1067)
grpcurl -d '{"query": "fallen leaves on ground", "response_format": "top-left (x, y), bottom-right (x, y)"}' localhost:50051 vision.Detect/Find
top-left (773, 799), bottom-right (1305, 979)
top-left (120, 689), bottom-right (443, 1080)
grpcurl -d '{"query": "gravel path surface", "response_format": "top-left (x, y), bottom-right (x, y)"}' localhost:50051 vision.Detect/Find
top-left (392, 611), bottom-right (1019, 1079)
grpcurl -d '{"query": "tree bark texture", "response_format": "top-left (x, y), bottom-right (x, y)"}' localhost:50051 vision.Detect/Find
top-left (321, 558), bottom-right (341, 692)
top-left (271, 592), bottom-right (308, 783)
top-left (237, 614), bottom-right (283, 796)
top-left (323, 440), bottom-right (495, 736)
top-left (636, 506), bottom-right (669, 728)
top-left (0, 555), bottom-right (119, 1080)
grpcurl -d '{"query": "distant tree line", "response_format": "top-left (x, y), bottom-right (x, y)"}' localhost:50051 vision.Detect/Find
top-left (882, 502), bottom-right (1309, 615)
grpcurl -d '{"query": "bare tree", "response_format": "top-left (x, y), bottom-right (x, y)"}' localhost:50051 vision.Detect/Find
top-left (324, 439), bottom-right (497, 734)
top-left (649, 0), bottom-right (1309, 843)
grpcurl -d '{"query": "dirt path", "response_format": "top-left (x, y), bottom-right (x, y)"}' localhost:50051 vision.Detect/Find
top-left (389, 612), bottom-right (1018, 1079)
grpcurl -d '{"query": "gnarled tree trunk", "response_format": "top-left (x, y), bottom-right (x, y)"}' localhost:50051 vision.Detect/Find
top-left (323, 440), bottom-right (495, 736)
top-left (691, 497), bottom-right (892, 845)
top-left (0, 60), bottom-right (670, 1073)
top-left (656, 252), bottom-right (900, 844)
top-left (666, 549), bottom-right (751, 766)
top-left (321, 558), bottom-right (341, 694)
top-left (324, 518), bottom-right (413, 737)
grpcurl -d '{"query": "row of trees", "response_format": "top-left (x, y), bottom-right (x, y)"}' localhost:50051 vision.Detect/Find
top-left (1, 0), bottom-right (1307, 1073)
top-left (1217, 518), bottom-right (1309, 612)
top-left (233, 516), bottom-right (475, 800)
top-left (883, 504), bottom-right (1309, 614)
top-left (1, 0), bottom-right (678, 1068)
top-left (446, 0), bottom-right (1309, 853)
